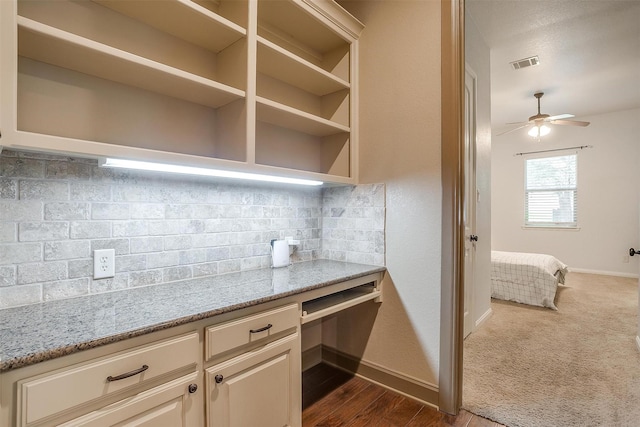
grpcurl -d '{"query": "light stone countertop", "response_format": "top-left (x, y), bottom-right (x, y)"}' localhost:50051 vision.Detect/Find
top-left (0, 260), bottom-right (385, 373)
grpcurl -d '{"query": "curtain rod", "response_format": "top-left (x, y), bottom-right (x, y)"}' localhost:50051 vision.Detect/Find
top-left (514, 145), bottom-right (593, 156)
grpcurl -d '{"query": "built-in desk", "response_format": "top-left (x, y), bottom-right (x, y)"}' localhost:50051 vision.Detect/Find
top-left (0, 260), bottom-right (385, 427)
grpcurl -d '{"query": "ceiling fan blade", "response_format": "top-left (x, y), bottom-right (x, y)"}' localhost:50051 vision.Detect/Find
top-left (547, 114), bottom-right (574, 121)
top-left (505, 121), bottom-right (529, 125)
top-left (550, 119), bottom-right (590, 127)
top-left (496, 123), bottom-right (531, 136)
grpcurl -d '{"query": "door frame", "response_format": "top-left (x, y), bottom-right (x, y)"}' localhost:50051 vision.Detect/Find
top-left (439, 0), bottom-right (465, 415)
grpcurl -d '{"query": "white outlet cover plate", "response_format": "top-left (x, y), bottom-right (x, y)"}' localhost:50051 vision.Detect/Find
top-left (94, 249), bottom-right (115, 279)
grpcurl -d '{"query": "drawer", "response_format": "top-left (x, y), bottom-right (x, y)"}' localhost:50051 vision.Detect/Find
top-left (205, 304), bottom-right (298, 361)
top-left (18, 332), bottom-right (199, 426)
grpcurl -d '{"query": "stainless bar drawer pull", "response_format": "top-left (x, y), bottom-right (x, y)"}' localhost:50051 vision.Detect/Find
top-left (106, 364), bottom-right (149, 382)
top-left (249, 324), bottom-right (273, 334)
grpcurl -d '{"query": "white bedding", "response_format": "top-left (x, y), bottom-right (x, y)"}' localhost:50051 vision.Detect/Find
top-left (491, 251), bottom-right (568, 310)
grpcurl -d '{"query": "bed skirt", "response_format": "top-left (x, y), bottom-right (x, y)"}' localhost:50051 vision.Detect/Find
top-left (491, 251), bottom-right (568, 309)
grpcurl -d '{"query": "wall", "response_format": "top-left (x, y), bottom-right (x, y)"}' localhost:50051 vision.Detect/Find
top-left (492, 108), bottom-right (640, 277)
top-left (333, 0), bottom-right (442, 390)
top-left (0, 149), bottom-right (385, 309)
top-left (465, 11), bottom-right (492, 329)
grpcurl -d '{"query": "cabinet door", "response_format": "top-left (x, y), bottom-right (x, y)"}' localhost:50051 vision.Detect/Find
top-left (206, 333), bottom-right (300, 427)
top-left (59, 373), bottom-right (201, 427)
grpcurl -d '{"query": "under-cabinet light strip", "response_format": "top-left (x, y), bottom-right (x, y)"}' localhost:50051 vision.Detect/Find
top-left (99, 158), bottom-right (323, 186)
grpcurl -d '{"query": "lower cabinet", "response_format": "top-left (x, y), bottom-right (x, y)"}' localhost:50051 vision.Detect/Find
top-left (204, 303), bottom-right (301, 427)
top-left (205, 333), bottom-right (300, 427)
top-left (3, 275), bottom-right (382, 427)
top-left (59, 372), bottom-right (200, 427)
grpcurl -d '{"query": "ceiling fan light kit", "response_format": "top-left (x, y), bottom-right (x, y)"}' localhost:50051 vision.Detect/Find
top-left (498, 92), bottom-right (591, 138)
top-left (528, 124), bottom-right (550, 138)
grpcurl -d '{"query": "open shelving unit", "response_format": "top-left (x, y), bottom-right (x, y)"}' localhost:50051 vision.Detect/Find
top-left (255, 0), bottom-right (358, 180)
top-left (0, 0), bottom-right (363, 184)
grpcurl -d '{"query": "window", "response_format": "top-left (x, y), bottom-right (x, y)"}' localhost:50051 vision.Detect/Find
top-left (525, 154), bottom-right (577, 228)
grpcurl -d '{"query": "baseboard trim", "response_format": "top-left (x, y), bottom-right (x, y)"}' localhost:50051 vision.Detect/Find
top-left (569, 268), bottom-right (639, 279)
top-left (636, 336), bottom-right (640, 353)
top-left (321, 345), bottom-right (439, 408)
top-left (475, 307), bottom-right (492, 330)
top-left (301, 344), bottom-right (323, 371)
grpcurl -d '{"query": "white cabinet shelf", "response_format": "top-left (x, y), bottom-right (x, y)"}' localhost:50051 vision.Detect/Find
top-left (18, 17), bottom-right (245, 109)
top-left (256, 96), bottom-right (349, 137)
top-left (257, 36), bottom-right (349, 97)
top-left (93, 0), bottom-right (247, 53)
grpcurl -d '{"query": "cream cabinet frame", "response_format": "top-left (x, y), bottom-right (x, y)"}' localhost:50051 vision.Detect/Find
top-left (0, 0), bottom-right (363, 185)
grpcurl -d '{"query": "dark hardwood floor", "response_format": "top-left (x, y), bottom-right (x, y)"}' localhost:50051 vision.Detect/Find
top-left (302, 363), bottom-right (505, 427)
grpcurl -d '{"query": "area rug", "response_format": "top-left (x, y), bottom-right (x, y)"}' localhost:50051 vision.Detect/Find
top-left (463, 272), bottom-right (640, 427)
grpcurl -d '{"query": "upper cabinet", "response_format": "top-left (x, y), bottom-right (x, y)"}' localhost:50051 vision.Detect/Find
top-left (0, 0), bottom-right (363, 184)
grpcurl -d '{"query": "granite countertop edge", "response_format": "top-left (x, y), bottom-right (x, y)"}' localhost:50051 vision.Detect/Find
top-left (1, 260), bottom-right (386, 373)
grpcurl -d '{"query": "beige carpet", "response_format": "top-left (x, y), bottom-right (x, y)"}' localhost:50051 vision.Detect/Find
top-left (463, 272), bottom-right (640, 427)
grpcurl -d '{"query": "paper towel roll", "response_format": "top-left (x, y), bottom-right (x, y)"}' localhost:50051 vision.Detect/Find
top-left (271, 239), bottom-right (290, 268)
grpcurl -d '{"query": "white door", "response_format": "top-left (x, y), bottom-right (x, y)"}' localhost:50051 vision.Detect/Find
top-left (463, 67), bottom-right (478, 338)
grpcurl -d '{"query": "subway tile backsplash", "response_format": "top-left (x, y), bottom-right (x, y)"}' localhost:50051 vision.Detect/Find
top-left (0, 150), bottom-right (385, 309)
top-left (322, 185), bottom-right (385, 266)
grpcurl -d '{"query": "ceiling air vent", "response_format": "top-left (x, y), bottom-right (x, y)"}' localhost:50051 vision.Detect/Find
top-left (510, 56), bottom-right (540, 70)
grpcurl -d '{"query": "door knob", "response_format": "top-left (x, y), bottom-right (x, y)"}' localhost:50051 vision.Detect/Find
top-left (630, 248), bottom-right (640, 257)
top-left (215, 374), bottom-right (224, 384)
top-left (469, 235), bottom-right (478, 242)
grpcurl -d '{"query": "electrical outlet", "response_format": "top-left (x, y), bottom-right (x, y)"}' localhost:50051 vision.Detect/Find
top-left (94, 249), bottom-right (115, 279)
top-left (623, 255), bottom-right (630, 264)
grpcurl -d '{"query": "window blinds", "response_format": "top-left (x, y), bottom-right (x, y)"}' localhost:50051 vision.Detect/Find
top-left (525, 154), bottom-right (577, 227)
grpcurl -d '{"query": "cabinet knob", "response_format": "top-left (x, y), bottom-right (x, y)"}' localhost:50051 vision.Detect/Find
top-left (188, 383), bottom-right (198, 394)
top-left (215, 374), bottom-right (224, 384)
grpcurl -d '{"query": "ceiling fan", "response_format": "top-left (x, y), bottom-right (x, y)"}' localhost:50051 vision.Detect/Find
top-left (498, 92), bottom-right (590, 138)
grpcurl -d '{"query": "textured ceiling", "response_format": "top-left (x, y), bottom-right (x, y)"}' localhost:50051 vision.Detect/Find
top-left (466, 0), bottom-right (640, 131)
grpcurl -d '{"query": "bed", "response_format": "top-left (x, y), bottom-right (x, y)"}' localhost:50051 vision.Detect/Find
top-left (491, 251), bottom-right (569, 310)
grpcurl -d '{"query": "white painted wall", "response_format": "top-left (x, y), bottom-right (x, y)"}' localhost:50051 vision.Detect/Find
top-left (492, 108), bottom-right (640, 277)
top-left (465, 11), bottom-right (492, 330)
top-left (334, 0), bottom-right (442, 387)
